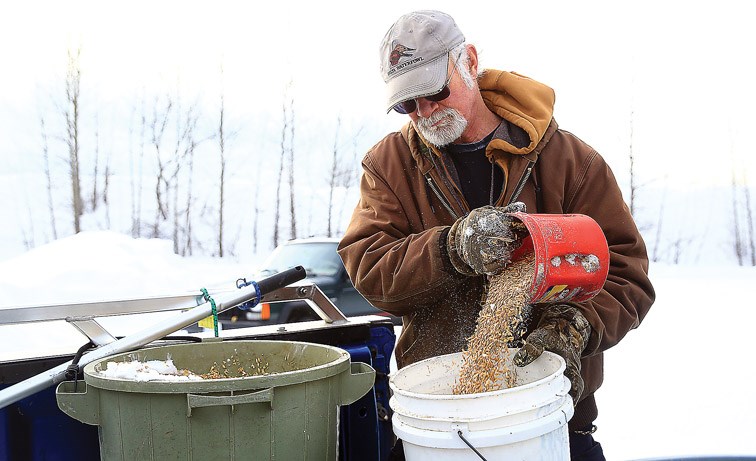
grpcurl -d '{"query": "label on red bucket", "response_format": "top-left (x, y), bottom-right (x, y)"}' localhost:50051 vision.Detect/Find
top-left (533, 284), bottom-right (593, 303)
top-left (534, 284), bottom-right (569, 303)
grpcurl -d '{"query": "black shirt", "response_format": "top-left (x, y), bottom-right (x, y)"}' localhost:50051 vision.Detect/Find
top-left (445, 129), bottom-right (503, 209)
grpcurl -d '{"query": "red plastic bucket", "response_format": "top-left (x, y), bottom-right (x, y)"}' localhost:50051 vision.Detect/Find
top-left (509, 213), bottom-right (609, 303)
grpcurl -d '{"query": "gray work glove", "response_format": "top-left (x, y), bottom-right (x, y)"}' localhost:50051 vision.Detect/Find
top-left (513, 304), bottom-right (592, 404)
top-left (446, 202), bottom-right (528, 276)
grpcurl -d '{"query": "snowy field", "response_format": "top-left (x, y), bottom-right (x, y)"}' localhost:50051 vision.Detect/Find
top-left (1, 231), bottom-right (755, 460)
top-left (598, 262), bottom-right (756, 460)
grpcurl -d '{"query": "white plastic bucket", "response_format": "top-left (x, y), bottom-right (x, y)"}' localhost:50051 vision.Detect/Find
top-left (389, 349), bottom-right (573, 460)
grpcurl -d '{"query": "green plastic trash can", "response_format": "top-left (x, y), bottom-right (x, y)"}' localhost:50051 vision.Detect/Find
top-left (56, 340), bottom-right (375, 460)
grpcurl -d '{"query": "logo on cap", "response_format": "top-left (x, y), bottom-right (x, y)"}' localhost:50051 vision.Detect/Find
top-left (389, 43), bottom-right (416, 66)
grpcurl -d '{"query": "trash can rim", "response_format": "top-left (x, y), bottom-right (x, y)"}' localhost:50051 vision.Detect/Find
top-left (81, 339), bottom-right (352, 393)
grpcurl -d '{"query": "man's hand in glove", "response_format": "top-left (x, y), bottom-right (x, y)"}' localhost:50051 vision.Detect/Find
top-left (513, 305), bottom-right (592, 404)
top-left (446, 202), bottom-right (528, 276)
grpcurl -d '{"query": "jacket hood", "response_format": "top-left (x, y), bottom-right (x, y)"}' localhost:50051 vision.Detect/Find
top-left (479, 70), bottom-right (555, 155)
top-left (402, 69), bottom-right (556, 170)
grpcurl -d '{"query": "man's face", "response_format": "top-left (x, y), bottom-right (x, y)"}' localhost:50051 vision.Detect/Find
top-left (408, 63), bottom-right (476, 147)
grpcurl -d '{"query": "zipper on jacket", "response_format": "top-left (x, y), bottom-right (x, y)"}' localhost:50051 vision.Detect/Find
top-left (424, 173), bottom-right (459, 219)
top-left (508, 160), bottom-right (535, 205)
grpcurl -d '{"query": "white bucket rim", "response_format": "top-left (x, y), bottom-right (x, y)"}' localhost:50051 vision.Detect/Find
top-left (388, 376), bottom-right (571, 423)
top-left (389, 350), bottom-right (566, 401)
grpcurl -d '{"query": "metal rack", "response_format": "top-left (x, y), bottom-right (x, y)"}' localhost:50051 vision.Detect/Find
top-left (0, 266), bottom-right (352, 409)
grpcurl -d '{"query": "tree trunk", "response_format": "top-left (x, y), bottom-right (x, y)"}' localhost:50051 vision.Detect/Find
top-left (326, 117), bottom-right (342, 237)
top-left (65, 48), bottom-right (83, 233)
top-left (628, 108), bottom-right (636, 217)
top-left (288, 95), bottom-right (297, 240)
top-left (40, 116), bottom-right (58, 240)
top-left (91, 116), bottom-right (100, 212)
top-left (742, 170), bottom-right (755, 266)
top-left (273, 91), bottom-right (289, 248)
top-left (731, 166), bottom-right (744, 266)
top-left (218, 93), bottom-right (226, 257)
top-left (253, 162), bottom-right (261, 255)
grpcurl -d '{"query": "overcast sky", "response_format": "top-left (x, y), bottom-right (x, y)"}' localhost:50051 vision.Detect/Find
top-left (1, 0), bottom-right (754, 189)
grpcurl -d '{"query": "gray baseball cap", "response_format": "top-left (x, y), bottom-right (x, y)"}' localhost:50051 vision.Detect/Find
top-left (380, 10), bottom-right (465, 113)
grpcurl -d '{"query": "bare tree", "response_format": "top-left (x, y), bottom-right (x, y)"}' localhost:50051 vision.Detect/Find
top-left (20, 199), bottom-right (36, 250)
top-left (273, 81), bottom-right (293, 248)
top-left (326, 116), bottom-right (342, 237)
top-left (91, 114), bottom-right (100, 212)
top-left (218, 91), bottom-right (227, 257)
top-left (336, 130), bottom-right (363, 234)
top-left (288, 90), bottom-right (297, 240)
top-left (252, 162), bottom-right (262, 255)
top-left (744, 172), bottom-right (756, 266)
top-left (743, 168), bottom-right (756, 266)
top-left (148, 94), bottom-right (172, 238)
top-left (129, 92), bottom-right (147, 238)
top-left (671, 236), bottom-right (687, 265)
top-left (147, 90), bottom-right (201, 255)
top-left (651, 181), bottom-right (667, 263)
top-left (86, 111), bottom-right (113, 225)
top-left (40, 116), bottom-right (58, 240)
top-left (103, 151), bottom-right (112, 228)
top-left (181, 136), bottom-right (198, 256)
top-left (65, 48), bottom-right (83, 233)
top-left (273, 111), bottom-right (286, 247)
top-left (731, 164), bottom-right (745, 266)
top-left (215, 65), bottom-right (238, 257)
top-left (628, 107), bottom-right (637, 217)
top-left (326, 119), bottom-right (363, 237)
top-left (170, 103), bottom-right (200, 256)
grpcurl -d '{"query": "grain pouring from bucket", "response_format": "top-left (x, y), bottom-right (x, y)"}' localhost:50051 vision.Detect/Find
top-left (453, 253), bottom-right (535, 395)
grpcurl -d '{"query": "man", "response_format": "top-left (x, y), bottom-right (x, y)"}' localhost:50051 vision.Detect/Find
top-left (337, 10), bottom-right (655, 460)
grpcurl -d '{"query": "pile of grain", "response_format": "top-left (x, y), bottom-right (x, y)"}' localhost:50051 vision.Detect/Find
top-left (200, 354), bottom-right (270, 379)
top-left (453, 253), bottom-right (535, 395)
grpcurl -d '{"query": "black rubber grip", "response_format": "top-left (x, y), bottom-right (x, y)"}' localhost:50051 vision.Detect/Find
top-left (255, 266), bottom-right (307, 296)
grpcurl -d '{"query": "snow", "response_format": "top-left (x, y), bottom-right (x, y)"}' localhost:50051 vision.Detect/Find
top-left (0, 231), bottom-right (251, 361)
top-left (0, 230), bottom-right (251, 305)
top-left (1, 231), bottom-right (755, 459)
top-left (598, 262), bottom-right (756, 459)
top-left (99, 359), bottom-right (203, 382)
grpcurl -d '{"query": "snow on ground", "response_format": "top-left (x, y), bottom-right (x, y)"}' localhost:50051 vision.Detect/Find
top-left (0, 230), bottom-right (253, 305)
top-left (598, 262), bottom-right (756, 460)
top-left (1, 231), bottom-right (755, 459)
top-left (0, 231), bottom-right (252, 361)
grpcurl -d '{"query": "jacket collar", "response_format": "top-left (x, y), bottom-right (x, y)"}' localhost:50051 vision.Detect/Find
top-left (479, 69), bottom-right (555, 155)
top-left (403, 69), bottom-right (556, 160)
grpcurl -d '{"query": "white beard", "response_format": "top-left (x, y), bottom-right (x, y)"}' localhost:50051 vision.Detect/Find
top-left (414, 108), bottom-right (468, 147)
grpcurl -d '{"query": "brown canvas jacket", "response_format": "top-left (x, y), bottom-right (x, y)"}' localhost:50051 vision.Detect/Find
top-left (337, 69), bottom-right (655, 429)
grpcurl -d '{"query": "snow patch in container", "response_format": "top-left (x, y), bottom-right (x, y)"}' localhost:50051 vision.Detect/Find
top-left (99, 358), bottom-right (203, 382)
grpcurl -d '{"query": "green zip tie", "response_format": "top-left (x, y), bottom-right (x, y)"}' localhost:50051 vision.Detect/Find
top-left (200, 288), bottom-right (219, 337)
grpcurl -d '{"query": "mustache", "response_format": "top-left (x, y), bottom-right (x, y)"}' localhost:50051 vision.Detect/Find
top-left (413, 108), bottom-right (468, 148)
top-left (416, 109), bottom-right (456, 130)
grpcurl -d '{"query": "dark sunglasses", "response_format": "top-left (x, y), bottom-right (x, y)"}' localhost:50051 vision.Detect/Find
top-left (392, 85), bottom-right (451, 114)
